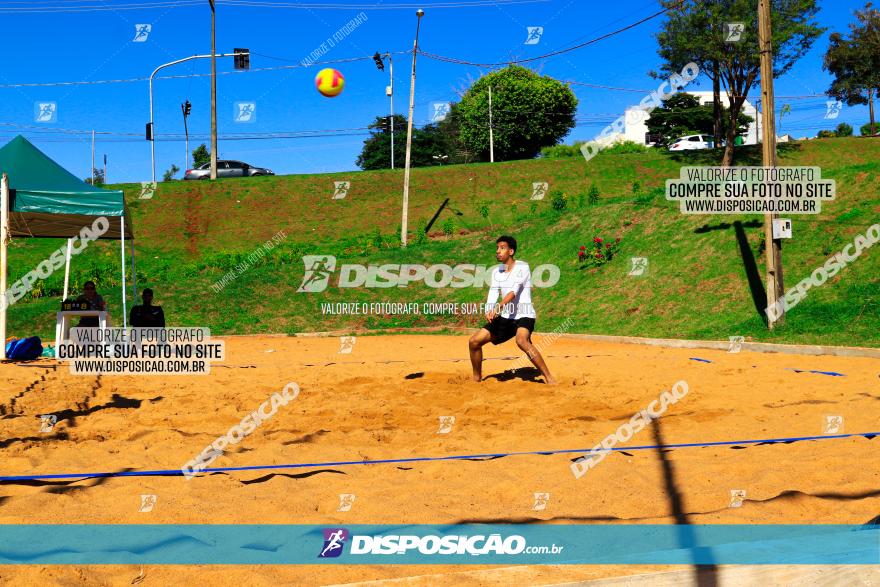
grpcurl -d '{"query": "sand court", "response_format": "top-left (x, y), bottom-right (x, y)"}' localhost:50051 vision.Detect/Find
top-left (1, 334), bottom-right (878, 585)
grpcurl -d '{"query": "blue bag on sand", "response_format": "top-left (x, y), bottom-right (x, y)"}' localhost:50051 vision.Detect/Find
top-left (5, 337), bottom-right (44, 360)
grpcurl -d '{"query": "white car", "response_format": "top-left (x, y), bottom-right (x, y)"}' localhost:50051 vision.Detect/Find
top-left (669, 134), bottom-right (714, 151)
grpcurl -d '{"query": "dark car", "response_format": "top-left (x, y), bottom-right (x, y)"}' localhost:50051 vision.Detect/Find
top-left (183, 160), bottom-right (274, 180)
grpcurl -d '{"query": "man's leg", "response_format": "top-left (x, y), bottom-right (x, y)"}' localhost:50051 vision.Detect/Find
top-left (515, 328), bottom-right (557, 385)
top-left (468, 328), bottom-right (493, 382)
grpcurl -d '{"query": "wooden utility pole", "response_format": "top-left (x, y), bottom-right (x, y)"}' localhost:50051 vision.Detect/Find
top-left (209, 0), bottom-right (218, 180)
top-left (758, 0), bottom-right (784, 328)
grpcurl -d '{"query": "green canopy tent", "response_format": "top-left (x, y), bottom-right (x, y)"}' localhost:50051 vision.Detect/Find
top-left (0, 135), bottom-right (136, 357)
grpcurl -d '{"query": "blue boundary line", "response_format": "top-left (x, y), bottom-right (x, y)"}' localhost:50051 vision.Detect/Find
top-left (1, 431), bottom-right (876, 482)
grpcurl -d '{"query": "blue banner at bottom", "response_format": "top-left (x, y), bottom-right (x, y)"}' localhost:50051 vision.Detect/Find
top-left (0, 524), bottom-right (877, 565)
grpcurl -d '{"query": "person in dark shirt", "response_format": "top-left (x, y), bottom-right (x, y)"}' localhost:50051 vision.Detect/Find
top-left (130, 288), bottom-right (165, 327)
top-left (75, 280), bottom-right (107, 327)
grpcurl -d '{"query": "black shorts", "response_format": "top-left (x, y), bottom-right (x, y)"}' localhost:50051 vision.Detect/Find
top-left (483, 316), bottom-right (536, 345)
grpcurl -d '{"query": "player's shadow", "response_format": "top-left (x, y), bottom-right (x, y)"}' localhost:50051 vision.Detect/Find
top-left (485, 367), bottom-right (543, 383)
top-left (694, 219), bottom-right (769, 323)
top-left (652, 417), bottom-right (719, 586)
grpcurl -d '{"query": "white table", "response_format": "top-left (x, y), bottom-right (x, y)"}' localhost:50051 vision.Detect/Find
top-left (55, 310), bottom-right (108, 346)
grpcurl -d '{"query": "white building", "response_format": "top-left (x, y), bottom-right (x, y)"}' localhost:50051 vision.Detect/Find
top-left (617, 91), bottom-right (759, 146)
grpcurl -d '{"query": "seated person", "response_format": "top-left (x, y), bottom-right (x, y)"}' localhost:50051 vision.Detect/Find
top-left (130, 288), bottom-right (165, 328)
top-left (75, 280), bottom-right (107, 327)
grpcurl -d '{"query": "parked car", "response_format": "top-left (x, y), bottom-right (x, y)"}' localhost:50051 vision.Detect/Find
top-left (183, 160), bottom-right (274, 180)
top-left (668, 135), bottom-right (714, 151)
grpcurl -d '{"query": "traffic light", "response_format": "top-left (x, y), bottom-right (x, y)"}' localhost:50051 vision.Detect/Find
top-left (234, 48), bottom-right (250, 70)
top-left (145, 122), bottom-right (153, 141)
top-left (182, 100), bottom-right (192, 117)
top-left (373, 52), bottom-right (384, 71)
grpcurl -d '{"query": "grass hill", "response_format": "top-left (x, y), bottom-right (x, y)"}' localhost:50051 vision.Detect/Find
top-left (5, 137), bottom-right (879, 348)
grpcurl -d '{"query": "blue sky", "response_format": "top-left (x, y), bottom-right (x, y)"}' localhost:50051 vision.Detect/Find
top-left (0, 0), bottom-right (871, 183)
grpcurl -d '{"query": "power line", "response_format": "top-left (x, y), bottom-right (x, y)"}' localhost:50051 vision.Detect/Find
top-left (0, 0), bottom-right (545, 12)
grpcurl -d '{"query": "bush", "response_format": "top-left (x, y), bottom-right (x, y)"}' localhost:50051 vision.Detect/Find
top-left (817, 130), bottom-right (837, 138)
top-left (577, 236), bottom-right (621, 268)
top-left (550, 189), bottom-right (567, 212)
top-left (601, 141), bottom-right (648, 155)
top-left (835, 123), bottom-right (853, 137)
top-left (415, 219), bottom-right (428, 245)
top-left (587, 184), bottom-right (600, 206)
top-left (539, 142), bottom-right (586, 158)
top-left (631, 181), bottom-right (642, 195)
top-left (861, 122), bottom-right (880, 136)
top-left (441, 217), bottom-right (454, 238)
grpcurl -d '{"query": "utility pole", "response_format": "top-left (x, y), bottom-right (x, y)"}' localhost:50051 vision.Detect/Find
top-left (104, 154), bottom-right (107, 184)
top-left (373, 52), bottom-right (395, 169)
top-left (91, 130), bottom-right (95, 184)
top-left (758, 0), bottom-right (784, 328)
top-left (401, 8), bottom-right (424, 248)
top-left (488, 85), bottom-right (495, 163)
top-left (209, 0), bottom-right (218, 180)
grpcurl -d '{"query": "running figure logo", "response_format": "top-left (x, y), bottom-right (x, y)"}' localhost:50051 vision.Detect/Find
top-left (133, 24), bottom-right (152, 42)
top-left (525, 26), bottom-right (544, 45)
top-left (337, 494), bottom-right (356, 512)
top-left (823, 415), bottom-right (843, 434)
top-left (727, 336), bottom-right (744, 353)
top-left (34, 102), bottom-right (57, 123)
top-left (532, 492), bottom-right (550, 511)
top-left (438, 415), bottom-right (455, 434)
top-left (138, 494), bottom-right (157, 512)
top-left (39, 414), bottom-right (57, 433)
top-left (339, 336), bottom-right (356, 354)
top-left (629, 257), bottom-right (648, 276)
top-left (139, 181), bottom-right (157, 200)
top-left (234, 102), bottom-right (256, 123)
top-left (319, 528), bottom-right (350, 558)
top-left (729, 489), bottom-right (746, 508)
top-left (724, 22), bottom-right (744, 42)
top-left (298, 255), bottom-right (337, 292)
top-left (824, 100), bottom-right (843, 120)
top-left (531, 182), bottom-right (548, 200)
top-left (332, 181), bottom-right (350, 200)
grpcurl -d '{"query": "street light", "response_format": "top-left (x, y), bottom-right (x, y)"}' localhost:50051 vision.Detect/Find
top-left (374, 52), bottom-right (395, 170)
top-left (401, 8), bottom-right (424, 247)
top-left (432, 154), bottom-right (448, 165)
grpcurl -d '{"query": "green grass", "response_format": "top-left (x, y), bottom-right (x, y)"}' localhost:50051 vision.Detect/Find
top-left (6, 137), bottom-right (879, 347)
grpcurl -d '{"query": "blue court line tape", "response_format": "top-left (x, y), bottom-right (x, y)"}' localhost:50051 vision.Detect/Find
top-left (1, 431), bottom-right (877, 482)
top-left (788, 368), bottom-right (846, 377)
top-left (689, 357), bottom-right (713, 363)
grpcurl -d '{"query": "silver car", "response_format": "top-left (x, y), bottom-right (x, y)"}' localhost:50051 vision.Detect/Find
top-left (183, 160), bottom-right (274, 180)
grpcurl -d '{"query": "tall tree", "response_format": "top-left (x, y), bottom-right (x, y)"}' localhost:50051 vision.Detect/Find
top-left (192, 144), bottom-right (210, 168)
top-left (356, 115), bottom-right (459, 170)
top-left (823, 2), bottom-right (880, 135)
top-left (455, 65), bottom-right (577, 161)
top-left (655, 0), bottom-right (823, 166)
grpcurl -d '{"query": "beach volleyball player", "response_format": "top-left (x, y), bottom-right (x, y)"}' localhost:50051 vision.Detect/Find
top-left (469, 236), bottom-right (557, 385)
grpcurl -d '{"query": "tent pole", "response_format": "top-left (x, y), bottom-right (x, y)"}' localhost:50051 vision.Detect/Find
top-left (62, 238), bottom-right (73, 300)
top-left (120, 216), bottom-right (127, 329)
top-left (131, 241), bottom-right (137, 303)
top-left (0, 174), bottom-right (8, 360)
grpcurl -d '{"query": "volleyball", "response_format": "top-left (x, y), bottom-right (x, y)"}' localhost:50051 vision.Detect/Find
top-left (315, 68), bottom-right (345, 98)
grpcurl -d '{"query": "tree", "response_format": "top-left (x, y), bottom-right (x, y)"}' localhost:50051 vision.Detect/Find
top-left (163, 164), bottom-right (180, 181)
top-left (817, 130), bottom-right (837, 138)
top-left (84, 168), bottom-right (104, 186)
top-left (356, 114), bottom-right (466, 170)
top-left (824, 3), bottom-right (880, 138)
top-left (861, 121), bottom-right (880, 136)
top-left (836, 122), bottom-right (854, 137)
top-left (646, 92), bottom-right (752, 146)
top-left (655, 0), bottom-right (823, 166)
top-left (192, 144), bottom-right (210, 168)
top-left (455, 65), bottom-right (577, 161)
